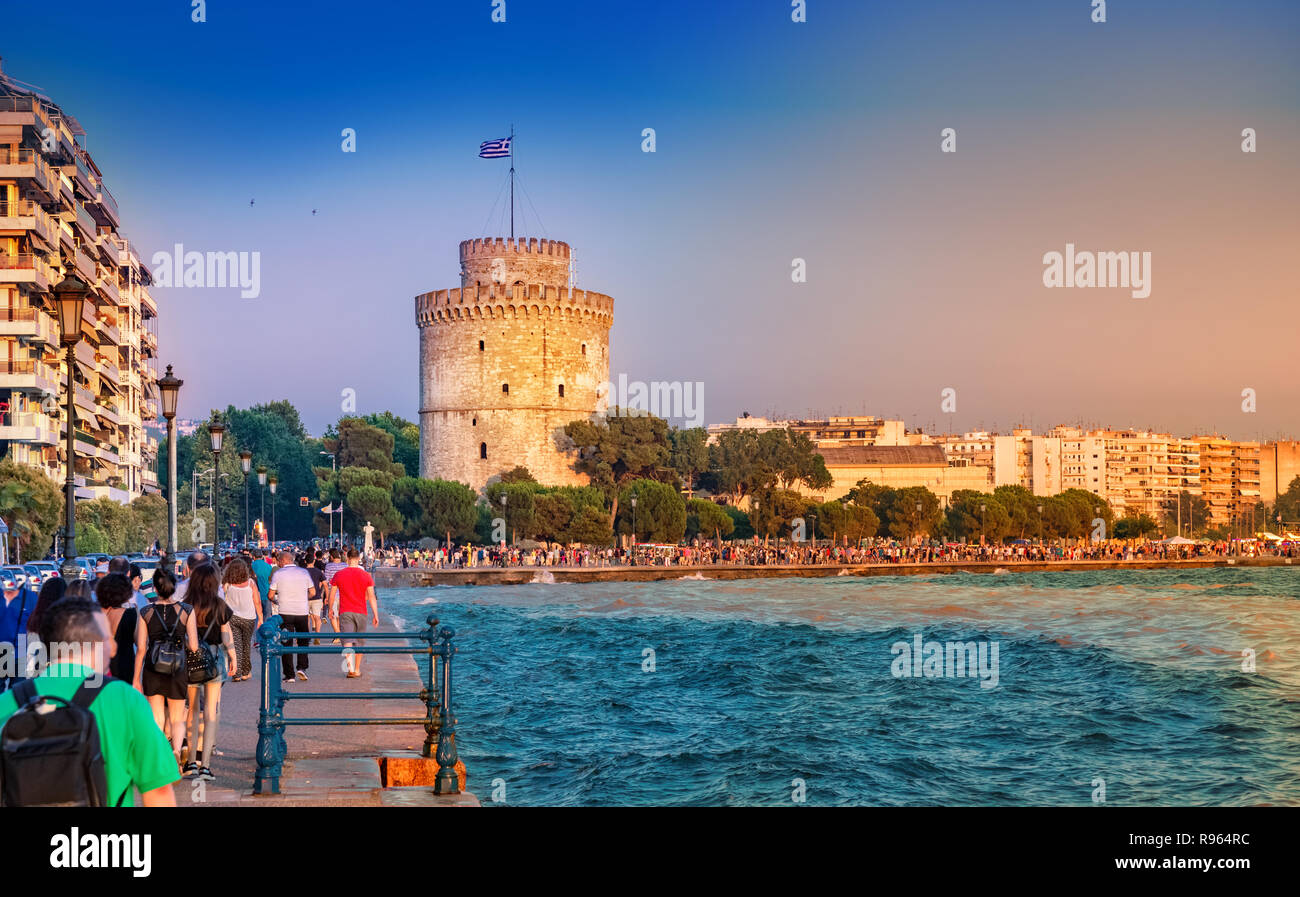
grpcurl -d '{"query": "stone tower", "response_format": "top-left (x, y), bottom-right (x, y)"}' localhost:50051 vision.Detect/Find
top-left (415, 237), bottom-right (613, 493)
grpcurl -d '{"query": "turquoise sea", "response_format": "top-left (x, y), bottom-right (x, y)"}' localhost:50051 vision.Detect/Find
top-left (387, 567), bottom-right (1300, 806)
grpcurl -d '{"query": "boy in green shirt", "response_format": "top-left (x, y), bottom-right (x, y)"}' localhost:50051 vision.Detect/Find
top-left (0, 596), bottom-right (179, 806)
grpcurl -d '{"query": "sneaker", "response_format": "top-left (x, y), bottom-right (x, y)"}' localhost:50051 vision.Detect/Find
top-left (182, 761), bottom-right (199, 777)
top-left (197, 766), bottom-right (215, 781)
top-left (282, 676), bottom-right (294, 684)
top-left (296, 670), bottom-right (308, 681)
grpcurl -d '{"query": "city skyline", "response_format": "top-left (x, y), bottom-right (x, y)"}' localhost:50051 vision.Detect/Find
top-left (2, 0), bottom-right (1296, 441)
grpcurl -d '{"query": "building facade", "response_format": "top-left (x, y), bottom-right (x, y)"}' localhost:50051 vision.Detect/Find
top-left (0, 66), bottom-right (159, 502)
top-left (415, 237), bottom-right (612, 494)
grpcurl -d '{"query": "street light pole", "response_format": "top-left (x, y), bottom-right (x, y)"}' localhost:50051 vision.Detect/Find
top-left (269, 474), bottom-right (278, 545)
top-left (54, 274), bottom-right (90, 580)
top-left (240, 450), bottom-right (252, 545)
top-left (157, 365), bottom-right (182, 558)
top-left (320, 451), bottom-right (336, 545)
top-left (208, 413), bottom-right (226, 558)
top-left (257, 466), bottom-right (267, 546)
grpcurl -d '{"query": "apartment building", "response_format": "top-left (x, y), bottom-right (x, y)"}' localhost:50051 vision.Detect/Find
top-left (1193, 436), bottom-right (1260, 529)
top-left (993, 428), bottom-right (1063, 496)
top-left (1050, 425), bottom-right (1107, 497)
top-left (0, 64), bottom-right (159, 503)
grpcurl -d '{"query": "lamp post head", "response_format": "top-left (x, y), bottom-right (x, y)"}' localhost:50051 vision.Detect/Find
top-left (157, 364), bottom-right (183, 420)
top-left (257, 465), bottom-right (267, 486)
top-left (208, 411), bottom-right (226, 454)
top-left (53, 274), bottom-right (91, 347)
top-left (268, 474), bottom-right (277, 495)
top-left (240, 450), bottom-right (252, 473)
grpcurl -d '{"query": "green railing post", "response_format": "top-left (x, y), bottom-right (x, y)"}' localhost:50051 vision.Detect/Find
top-left (421, 614), bottom-right (441, 758)
top-left (254, 615), bottom-right (285, 794)
top-left (433, 625), bottom-right (460, 795)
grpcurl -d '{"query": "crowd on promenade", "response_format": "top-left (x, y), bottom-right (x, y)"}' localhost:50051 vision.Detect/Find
top-left (0, 544), bottom-right (380, 806)
top-left (376, 537), bottom-right (1297, 570)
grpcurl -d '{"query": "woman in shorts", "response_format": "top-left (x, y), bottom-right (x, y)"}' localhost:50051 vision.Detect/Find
top-left (133, 568), bottom-right (198, 768)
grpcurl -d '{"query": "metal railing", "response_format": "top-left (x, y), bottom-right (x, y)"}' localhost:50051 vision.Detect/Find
top-left (253, 614), bottom-right (460, 796)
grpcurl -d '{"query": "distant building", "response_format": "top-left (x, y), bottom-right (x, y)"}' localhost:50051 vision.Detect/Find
top-left (1260, 441), bottom-right (1300, 505)
top-left (797, 444), bottom-right (991, 503)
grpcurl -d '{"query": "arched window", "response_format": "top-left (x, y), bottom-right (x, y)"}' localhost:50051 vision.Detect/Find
top-left (581, 343), bottom-right (586, 355)
top-left (502, 383), bottom-right (509, 394)
top-left (480, 442), bottom-right (487, 459)
top-left (558, 384), bottom-right (565, 398)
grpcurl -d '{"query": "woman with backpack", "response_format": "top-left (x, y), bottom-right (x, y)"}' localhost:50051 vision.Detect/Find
top-left (132, 568), bottom-right (198, 769)
top-left (183, 563), bottom-right (236, 781)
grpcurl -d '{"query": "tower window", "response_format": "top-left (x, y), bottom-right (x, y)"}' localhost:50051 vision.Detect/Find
top-left (479, 340), bottom-right (485, 351)
top-left (581, 343), bottom-right (586, 355)
top-left (472, 417), bottom-right (477, 426)
top-left (480, 442), bottom-right (487, 459)
top-left (558, 384), bottom-right (565, 398)
top-left (502, 383), bottom-right (509, 394)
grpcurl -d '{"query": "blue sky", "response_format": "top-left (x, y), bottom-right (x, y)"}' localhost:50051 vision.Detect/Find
top-left (6, 0), bottom-right (1298, 438)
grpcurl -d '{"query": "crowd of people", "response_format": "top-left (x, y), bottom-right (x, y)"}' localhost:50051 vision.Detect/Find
top-left (0, 543), bottom-right (380, 807)
top-left (375, 537), bottom-right (1297, 570)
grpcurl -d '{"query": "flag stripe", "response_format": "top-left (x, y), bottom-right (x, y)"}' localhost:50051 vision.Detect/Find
top-left (479, 137), bottom-right (511, 158)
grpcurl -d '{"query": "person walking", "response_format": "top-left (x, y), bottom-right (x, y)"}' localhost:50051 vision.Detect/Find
top-left (0, 596), bottom-right (179, 806)
top-left (251, 549), bottom-right (274, 623)
top-left (95, 573), bottom-right (138, 683)
top-left (327, 548), bottom-right (380, 678)
top-left (133, 568), bottom-right (198, 770)
top-left (220, 557), bottom-right (262, 681)
top-left (267, 550), bottom-right (315, 683)
top-left (183, 564), bottom-right (235, 781)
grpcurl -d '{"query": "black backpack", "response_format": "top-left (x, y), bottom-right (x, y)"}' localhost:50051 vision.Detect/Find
top-left (0, 677), bottom-right (120, 807)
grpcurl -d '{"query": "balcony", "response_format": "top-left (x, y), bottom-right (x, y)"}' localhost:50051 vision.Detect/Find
top-left (0, 358), bottom-right (60, 393)
top-left (71, 201), bottom-right (97, 243)
top-left (73, 243), bottom-right (96, 281)
top-left (0, 146), bottom-right (59, 199)
top-left (0, 305), bottom-right (58, 345)
top-left (0, 252), bottom-right (56, 290)
top-left (0, 410), bottom-right (59, 445)
top-left (0, 199), bottom-right (59, 247)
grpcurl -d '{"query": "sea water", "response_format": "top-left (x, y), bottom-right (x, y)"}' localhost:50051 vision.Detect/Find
top-left (388, 567), bottom-right (1300, 806)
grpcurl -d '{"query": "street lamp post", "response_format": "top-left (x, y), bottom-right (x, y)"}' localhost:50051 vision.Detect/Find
top-left (630, 495), bottom-right (638, 562)
top-left (320, 451), bottom-right (336, 545)
top-left (268, 474), bottom-right (278, 545)
top-left (208, 413), bottom-right (226, 558)
top-left (240, 450), bottom-right (252, 546)
top-left (157, 365), bottom-right (183, 558)
top-left (257, 466), bottom-right (267, 546)
top-left (54, 274), bottom-right (90, 580)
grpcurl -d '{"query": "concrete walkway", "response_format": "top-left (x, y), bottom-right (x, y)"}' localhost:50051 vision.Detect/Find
top-left (179, 618), bottom-right (477, 807)
top-left (375, 555), bottom-right (1300, 588)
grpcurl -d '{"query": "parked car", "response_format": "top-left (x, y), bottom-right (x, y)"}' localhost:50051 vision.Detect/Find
top-left (24, 562), bottom-right (59, 588)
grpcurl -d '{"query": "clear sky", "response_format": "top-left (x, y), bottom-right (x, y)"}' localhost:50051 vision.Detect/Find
top-left (6, 0), bottom-right (1297, 439)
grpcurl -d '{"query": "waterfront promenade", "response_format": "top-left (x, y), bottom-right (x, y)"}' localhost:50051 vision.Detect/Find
top-left (179, 618), bottom-right (477, 807)
top-left (374, 555), bottom-right (1299, 588)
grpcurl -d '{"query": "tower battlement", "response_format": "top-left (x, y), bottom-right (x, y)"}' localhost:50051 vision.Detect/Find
top-left (458, 235), bottom-right (573, 289)
top-left (459, 237), bottom-right (571, 260)
top-left (415, 282), bottom-right (613, 326)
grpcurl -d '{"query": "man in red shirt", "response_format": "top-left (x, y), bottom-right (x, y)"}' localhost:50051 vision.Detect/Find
top-left (327, 548), bottom-right (380, 678)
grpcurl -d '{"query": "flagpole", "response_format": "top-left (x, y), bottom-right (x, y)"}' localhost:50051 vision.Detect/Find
top-left (509, 123), bottom-right (515, 239)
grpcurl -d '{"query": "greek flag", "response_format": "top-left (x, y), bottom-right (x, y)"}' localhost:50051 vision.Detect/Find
top-left (479, 137), bottom-right (511, 158)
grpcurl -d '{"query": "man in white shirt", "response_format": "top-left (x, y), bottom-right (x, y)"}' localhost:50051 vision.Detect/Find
top-left (267, 550), bottom-right (315, 683)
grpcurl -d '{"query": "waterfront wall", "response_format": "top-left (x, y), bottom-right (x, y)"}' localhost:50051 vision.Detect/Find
top-left (374, 556), bottom-right (1299, 588)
